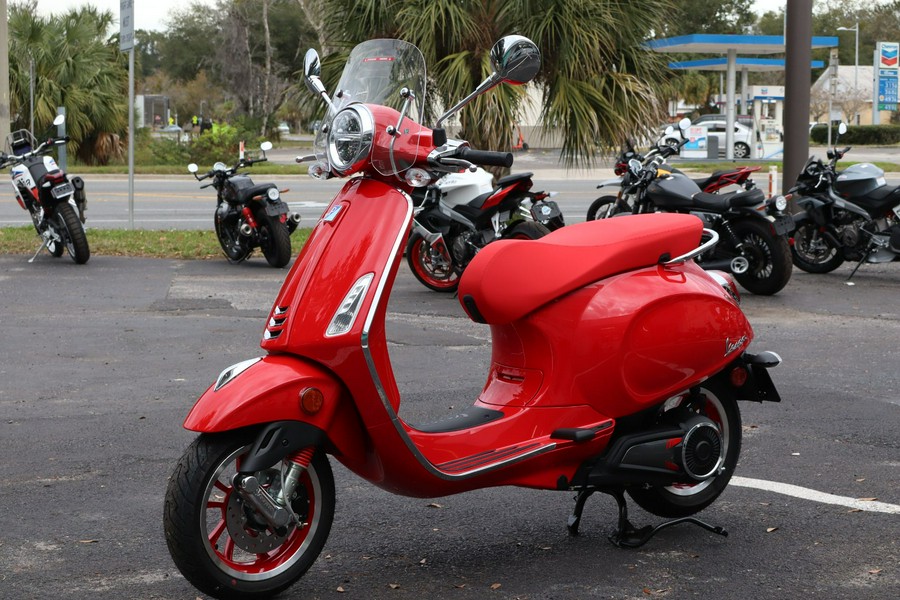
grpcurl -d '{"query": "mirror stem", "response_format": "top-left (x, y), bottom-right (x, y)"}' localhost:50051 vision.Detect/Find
top-left (435, 73), bottom-right (501, 129)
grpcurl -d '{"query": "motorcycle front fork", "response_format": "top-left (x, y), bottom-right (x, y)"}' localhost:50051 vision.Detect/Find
top-left (231, 447), bottom-right (315, 535)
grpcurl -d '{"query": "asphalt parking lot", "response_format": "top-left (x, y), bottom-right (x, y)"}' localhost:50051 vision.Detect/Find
top-left (0, 253), bottom-right (897, 599)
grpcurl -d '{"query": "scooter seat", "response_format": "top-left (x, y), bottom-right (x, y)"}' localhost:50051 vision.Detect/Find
top-left (691, 187), bottom-right (764, 212)
top-left (458, 213), bottom-right (704, 325)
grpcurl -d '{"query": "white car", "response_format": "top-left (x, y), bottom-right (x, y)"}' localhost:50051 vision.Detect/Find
top-left (666, 120), bottom-right (754, 159)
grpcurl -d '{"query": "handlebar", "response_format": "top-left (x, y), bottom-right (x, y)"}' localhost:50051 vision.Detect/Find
top-left (456, 146), bottom-right (513, 168)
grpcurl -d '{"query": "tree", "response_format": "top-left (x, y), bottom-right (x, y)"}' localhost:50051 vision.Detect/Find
top-left (310, 0), bottom-right (674, 167)
top-left (7, 1), bottom-right (128, 165)
top-left (663, 0), bottom-right (755, 36)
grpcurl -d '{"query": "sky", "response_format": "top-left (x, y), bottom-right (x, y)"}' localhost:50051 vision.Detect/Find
top-left (39, 0), bottom-right (789, 33)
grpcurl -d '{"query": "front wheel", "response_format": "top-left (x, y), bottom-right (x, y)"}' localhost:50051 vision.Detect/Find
top-left (729, 219), bottom-right (793, 295)
top-left (56, 203), bottom-right (90, 264)
top-left (164, 431), bottom-right (335, 600)
top-left (256, 211), bottom-right (292, 268)
top-left (215, 211), bottom-right (251, 264)
top-left (406, 232), bottom-right (460, 292)
top-left (586, 195), bottom-right (628, 221)
top-left (628, 379), bottom-right (742, 518)
top-left (791, 220), bottom-right (844, 273)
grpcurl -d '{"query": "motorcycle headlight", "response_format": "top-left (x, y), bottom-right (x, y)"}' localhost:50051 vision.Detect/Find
top-left (267, 187), bottom-right (280, 201)
top-left (773, 195), bottom-right (788, 211)
top-left (327, 106), bottom-right (374, 173)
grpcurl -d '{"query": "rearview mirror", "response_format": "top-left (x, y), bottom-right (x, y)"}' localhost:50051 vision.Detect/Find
top-left (53, 114), bottom-right (65, 126)
top-left (678, 117), bottom-right (691, 131)
top-left (490, 35), bottom-right (541, 86)
top-left (187, 163), bottom-right (199, 174)
top-left (260, 141), bottom-right (273, 152)
top-left (303, 49), bottom-right (326, 95)
top-left (838, 122), bottom-right (848, 135)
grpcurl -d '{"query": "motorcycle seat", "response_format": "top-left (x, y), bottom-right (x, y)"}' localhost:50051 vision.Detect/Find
top-left (235, 183), bottom-right (276, 205)
top-left (458, 213), bottom-right (703, 325)
top-left (692, 170), bottom-right (733, 190)
top-left (497, 172), bottom-right (534, 187)
top-left (691, 187), bottom-right (765, 212)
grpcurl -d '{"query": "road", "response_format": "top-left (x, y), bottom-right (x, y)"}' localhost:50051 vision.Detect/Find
top-left (2, 145), bottom-right (899, 231)
top-left (0, 252), bottom-right (897, 599)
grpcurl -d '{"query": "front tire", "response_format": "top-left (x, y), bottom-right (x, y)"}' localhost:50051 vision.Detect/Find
top-left (729, 219), bottom-right (792, 295)
top-left (586, 195), bottom-right (628, 221)
top-left (57, 203), bottom-right (90, 264)
top-left (256, 211), bottom-right (292, 268)
top-left (628, 379), bottom-right (742, 518)
top-left (406, 233), bottom-right (460, 292)
top-left (215, 210), bottom-right (252, 264)
top-left (791, 220), bottom-right (844, 273)
top-left (164, 431), bottom-right (335, 600)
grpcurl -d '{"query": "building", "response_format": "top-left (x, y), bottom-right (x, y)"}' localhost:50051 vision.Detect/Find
top-left (810, 65), bottom-right (891, 125)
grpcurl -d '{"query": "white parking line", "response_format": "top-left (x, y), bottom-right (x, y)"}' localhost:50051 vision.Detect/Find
top-left (732, 476), bottom-right (900, 514)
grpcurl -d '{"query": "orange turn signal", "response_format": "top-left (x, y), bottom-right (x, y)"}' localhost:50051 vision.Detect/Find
top-left (300, 387), bottom-right (325, 414)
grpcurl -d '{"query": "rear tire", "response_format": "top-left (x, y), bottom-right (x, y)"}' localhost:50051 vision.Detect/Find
top-left (57, 203), bottom-right (90, 264)
top-left (791, 220), bottom-right (844, 273)
top-left (503, 220), bottom-right (551, 240)
top-left (406, 233), bottom-right (460, 292)
top-left (628, 379), bottom-right (742, 519)
top-left (729, 219), bottom-right (792, 295)
top-left (256, 211), bottom-right (292, 268)
top-left (164, 431), bottom-right (335, 600)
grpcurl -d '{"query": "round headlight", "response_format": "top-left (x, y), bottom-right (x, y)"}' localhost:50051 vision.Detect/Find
top-left (327, 106), bottom-right (374, 173)
top-left (774, 195), bottom-right (788, 211)
top-left (267, 187), bottom-right (280, 201)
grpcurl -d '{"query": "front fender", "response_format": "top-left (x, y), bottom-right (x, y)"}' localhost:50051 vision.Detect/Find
top-left (184, 354), bottom-right (368, 459)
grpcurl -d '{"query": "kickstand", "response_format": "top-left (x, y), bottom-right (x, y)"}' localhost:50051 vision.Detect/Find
top-left (566, 488), bottom-right (727, 548)
top-left (28, 236), bottom-right (51, 263)
top-left (845, 251), bottom-right (869, 285)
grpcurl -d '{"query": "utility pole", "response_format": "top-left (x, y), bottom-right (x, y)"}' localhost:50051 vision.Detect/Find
top-left (1, 0), bottom-right (11, 147)
top-left (783, 0), bottom-right (813, 196)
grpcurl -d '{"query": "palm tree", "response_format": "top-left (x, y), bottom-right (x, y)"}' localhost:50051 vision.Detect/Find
top-left (7, 2), bottom-right (128, 165)
top-left (309, 0), bottom-right (674, 167)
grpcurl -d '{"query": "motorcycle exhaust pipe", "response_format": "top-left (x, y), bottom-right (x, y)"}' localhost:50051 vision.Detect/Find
top-left (239, 223), bottom-right (254, 237)
top-left (287, 212), bottom-right (302, 234)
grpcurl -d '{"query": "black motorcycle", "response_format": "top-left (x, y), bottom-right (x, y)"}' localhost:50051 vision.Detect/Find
top-left (188, 142), bottom-right (301, 268)
top-left (594, 120), bottom-right (793, 296)
top-left (789, 123), bottom-right (900, 281)
top-left (1, 114), bottom-right (89, 264)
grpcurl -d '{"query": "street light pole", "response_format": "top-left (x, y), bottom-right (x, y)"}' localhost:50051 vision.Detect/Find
top-left (837, 21), bottom-right (859, 123)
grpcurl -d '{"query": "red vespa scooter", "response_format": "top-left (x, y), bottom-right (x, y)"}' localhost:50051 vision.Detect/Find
top-left (164, 36), bottom-right (783, 600)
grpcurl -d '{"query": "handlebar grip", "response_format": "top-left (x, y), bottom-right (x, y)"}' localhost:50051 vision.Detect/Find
top-left (457, 147), bottom-right (514, 168)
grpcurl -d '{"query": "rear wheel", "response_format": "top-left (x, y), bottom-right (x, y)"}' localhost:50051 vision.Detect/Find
top-left (256, 211), bottom-right (292, 268)
top-left (791, 220), bottom-right (844, 273)
top-left (164, 431), bottom-right (335, 600)
top-left (729, 219), bottom-right (792, 295)
top-left (628, 380), bottom-right (741, 518)
top-left (406, 233), bottom-right (460, 292)
top-left (586, 195), bottom-right (627, 221)
top-left (503, 220), bottom-right (551, 240)
top-left (56, 203), bottom-right (90, 264)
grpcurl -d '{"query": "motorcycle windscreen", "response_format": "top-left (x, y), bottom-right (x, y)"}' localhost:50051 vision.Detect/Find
top-left (314, 39), bottom-right (427, 177)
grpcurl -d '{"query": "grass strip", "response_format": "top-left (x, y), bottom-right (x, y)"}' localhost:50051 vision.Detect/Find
top-left (0, 226), bottom-right (312, 260)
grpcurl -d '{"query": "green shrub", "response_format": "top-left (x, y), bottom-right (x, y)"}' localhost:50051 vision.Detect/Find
top-left (810, 124), bottom-right (900, 145)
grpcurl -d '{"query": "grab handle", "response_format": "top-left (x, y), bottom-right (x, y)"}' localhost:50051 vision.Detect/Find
top-left (663, 228), bottom-right (719, 265)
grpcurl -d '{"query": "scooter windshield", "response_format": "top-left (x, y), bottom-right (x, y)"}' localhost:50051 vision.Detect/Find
top-left (315, 39), bottom-right (427, 177)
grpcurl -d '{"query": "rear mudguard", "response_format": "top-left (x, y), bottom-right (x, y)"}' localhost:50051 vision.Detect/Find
top-left (183, 354), bottom-right (369, 462)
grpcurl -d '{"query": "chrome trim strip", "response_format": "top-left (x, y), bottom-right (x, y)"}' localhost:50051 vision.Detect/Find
top-left (359, 189), bottom-right (550, 480)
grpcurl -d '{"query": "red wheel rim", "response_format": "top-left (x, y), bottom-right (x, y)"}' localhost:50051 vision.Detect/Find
top-left (411, 237), bottom-right (458, 290)
top-left (202, 448), bottom-right (322, 580)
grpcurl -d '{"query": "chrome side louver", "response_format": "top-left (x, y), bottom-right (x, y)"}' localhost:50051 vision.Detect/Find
top-left (264, 305), bottom-right (290, 340)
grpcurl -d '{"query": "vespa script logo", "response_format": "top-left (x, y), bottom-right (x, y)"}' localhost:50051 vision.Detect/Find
top-left (724, 335), bottom-right (748, 357)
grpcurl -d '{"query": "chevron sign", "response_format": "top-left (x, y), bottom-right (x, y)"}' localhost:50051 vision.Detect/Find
top-left (878, 42), bottom-right (899, 69)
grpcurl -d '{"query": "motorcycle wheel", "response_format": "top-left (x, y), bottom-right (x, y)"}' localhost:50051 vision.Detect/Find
top-left (406, 233), bottom-right (460, 293)
top-left (164, 431), bottom-right (335, 600)
top-left (214, 212), bottom-right (252, 264)
top-left (729, 219), bottom-right (792, 295)
top-left (586, 196), bottom-right (626, 221)
top-left (790, 220), bottom-right (844, 273)
top-left (503, 220), bottom-right (551, 240)
top-left (628, 379), bottom-right (741, 519)
top-left (56, 203), bottom-right (90, 264)
top-left (256, 211), bottom-right (292, 268)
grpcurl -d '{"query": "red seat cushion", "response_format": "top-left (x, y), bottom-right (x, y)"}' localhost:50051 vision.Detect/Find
top-left (458, 213), bottom-right (704, 324)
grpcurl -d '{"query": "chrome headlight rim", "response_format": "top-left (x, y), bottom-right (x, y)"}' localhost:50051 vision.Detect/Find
top-left (327, 105), bottom-right (374, 174)
top-left (266, 187), bottom-right (280, 201)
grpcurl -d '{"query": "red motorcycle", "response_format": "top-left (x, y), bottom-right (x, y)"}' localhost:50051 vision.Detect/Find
top-left (164, 36), bottom-right (783, 599)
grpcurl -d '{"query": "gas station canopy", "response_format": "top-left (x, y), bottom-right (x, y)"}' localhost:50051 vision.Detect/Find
top-left (669, 57), bottom-right (825, 72)
top-left (646, 34), bottom-right (838, 159)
